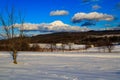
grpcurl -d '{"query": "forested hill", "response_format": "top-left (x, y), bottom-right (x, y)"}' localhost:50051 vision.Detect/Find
top-left (30, 30), bottom-right (120, 43)
top-left (0, 30), bottom-right (120, 44)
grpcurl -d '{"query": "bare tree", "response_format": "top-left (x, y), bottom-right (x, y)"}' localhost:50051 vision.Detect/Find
top-left (0, 6), bottom-right (25, 64)
top-left (30, 44), bottom-right (40, 51)
top-left (96, 37), bottom-right (114, 53)
top-left (104, 37), bottom-right (114, 53)
top-left (96, 40), bottom-right (106, 52)
top-left (61, 43), bottom-right (65, 52)
top-left (49, 43), bottom-right (56, 52)
top-left (68, 42), bottom-right (74, 51)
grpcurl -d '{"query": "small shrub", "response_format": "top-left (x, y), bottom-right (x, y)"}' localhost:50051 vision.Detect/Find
top-left (30, 44), bottom-right (40, 51)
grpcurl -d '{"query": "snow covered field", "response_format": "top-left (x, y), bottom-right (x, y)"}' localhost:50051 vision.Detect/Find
top-left (0, 52), bottom-right (120, 80)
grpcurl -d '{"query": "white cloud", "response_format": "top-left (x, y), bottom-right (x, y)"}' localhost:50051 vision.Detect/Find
top-left (14, 23), bottom-right (39, 30)
top-left (38, 20), bottom-right (89, 32)
top-left (92, 5), bottom-right (101, 10)
top-left (72, 12), bottom-right (114, 23)
top-left (15, 20), bottom-right (89, 32)
top-left (50, 10), bottom-right (69, 16)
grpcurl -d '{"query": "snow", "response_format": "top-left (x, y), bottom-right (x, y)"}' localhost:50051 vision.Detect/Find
top-left (29, 43), bottom-right (86, 49)
top-left (0, 52), bottom-right (120, 80)
top-left (29, 43), bottom-right (120, 53)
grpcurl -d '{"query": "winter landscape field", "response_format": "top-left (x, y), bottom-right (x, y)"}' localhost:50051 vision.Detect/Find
top-left (0, 51), bottom-right (120, 80)
top-left (1, 0), bottom-right (120, 80)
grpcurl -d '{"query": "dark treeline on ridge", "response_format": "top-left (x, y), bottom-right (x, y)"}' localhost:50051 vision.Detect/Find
top-left (0, 30), bottom-right (120, 51)
top-left (30, 30), bottom-right (120, 44)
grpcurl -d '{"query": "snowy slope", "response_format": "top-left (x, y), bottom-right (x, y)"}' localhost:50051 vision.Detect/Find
top-left (0, 52), bottom-right (120, 80)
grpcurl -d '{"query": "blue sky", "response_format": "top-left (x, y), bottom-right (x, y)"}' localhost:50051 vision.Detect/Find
top-left (0, 0), bottom-right (120, 34)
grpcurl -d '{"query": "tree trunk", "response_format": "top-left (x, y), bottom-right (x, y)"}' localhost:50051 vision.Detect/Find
top-left (108, 48), bottom-right (111, 53)
top-left (12, 50), bottom-right (17, 64)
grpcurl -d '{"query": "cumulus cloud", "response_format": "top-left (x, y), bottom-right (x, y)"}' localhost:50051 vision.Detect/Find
top-left (14, 23), bottom-right (39, 31)
top-left (92, 5), bottom-right (101, 10)
top-left (38, 20), bottom-right (88, 32)
top-left (50, 10), bottom-right (69, 16)
top-left (72, 12), bottom-right (114, 23)
top-left (81, 21), bottom-right (95, 26)
top-left (15, 20), bottom-right (89, 32)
